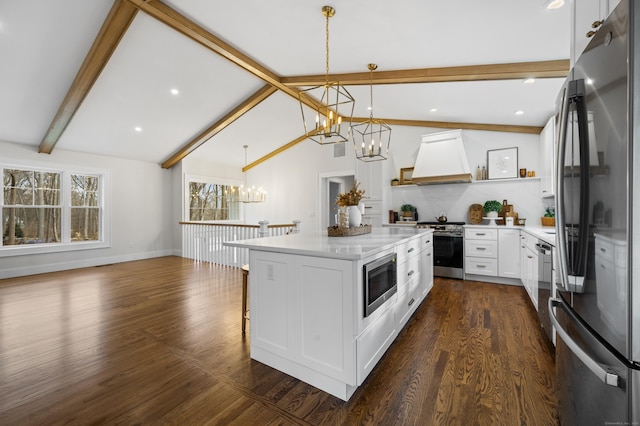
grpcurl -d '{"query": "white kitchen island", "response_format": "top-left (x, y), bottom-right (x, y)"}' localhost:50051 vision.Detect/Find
top-left (224, 227), bottom-right (434, 401)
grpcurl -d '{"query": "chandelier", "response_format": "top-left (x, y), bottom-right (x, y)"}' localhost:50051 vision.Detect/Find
top-left (231, 145), bottom-right (266, 203)
top-left (299, 6), bottom-right (354, 145)
top-left (351, 64), bottom-right (391, 162)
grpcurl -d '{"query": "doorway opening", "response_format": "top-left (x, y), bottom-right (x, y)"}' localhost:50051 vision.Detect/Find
top-left (319, 172), bottom-right (355, 231)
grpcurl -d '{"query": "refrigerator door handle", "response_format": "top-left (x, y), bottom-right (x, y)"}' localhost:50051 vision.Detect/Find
top-left (555, 84), bottom-right (570, 293)
top-left (549, 298), bottom-right (620, 387)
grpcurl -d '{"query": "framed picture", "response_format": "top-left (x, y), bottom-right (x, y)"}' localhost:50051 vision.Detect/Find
top-left (400, 167), bottom-right (414, 185)
top-left (487, 147), bottom-right (518, 179)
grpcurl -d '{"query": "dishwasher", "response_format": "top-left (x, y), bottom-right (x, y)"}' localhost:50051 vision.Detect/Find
top-left (536, 240), bottom-right (553, 344)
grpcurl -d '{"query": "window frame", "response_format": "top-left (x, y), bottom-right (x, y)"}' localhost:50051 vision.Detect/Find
top-left (183, 173), bottom-right (243, 223)
top-left (1, 162), bottom-right (111, 257)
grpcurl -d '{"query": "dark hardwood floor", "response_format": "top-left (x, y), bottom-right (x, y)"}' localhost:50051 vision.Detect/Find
top-left (0, 256), bottom-right (558, 425)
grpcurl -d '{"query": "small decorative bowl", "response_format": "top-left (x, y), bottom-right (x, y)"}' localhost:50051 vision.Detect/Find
top-left (517, 218), bottom-right (527, 226)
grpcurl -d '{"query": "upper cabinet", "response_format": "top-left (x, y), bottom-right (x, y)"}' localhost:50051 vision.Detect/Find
top-left (571, 0), bottom-right (622, 65)
top-left (540, 116), bottom-right (556, 198)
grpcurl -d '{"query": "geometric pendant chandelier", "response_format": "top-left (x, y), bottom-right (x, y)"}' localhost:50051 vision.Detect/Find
top-left (299, 5), bottom-right (355, 145)
top-left (351, 63), bottom-right (391, 162)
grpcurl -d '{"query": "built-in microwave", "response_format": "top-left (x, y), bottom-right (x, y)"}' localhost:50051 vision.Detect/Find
top-left (364, 252), bottom-right (397, 317)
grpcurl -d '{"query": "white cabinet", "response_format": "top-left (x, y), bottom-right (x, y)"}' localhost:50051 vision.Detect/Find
top-left (520, 232), bottom-right (539, 310)
top-left (464, 228), bottom-right (498, 277)
top-left (498, 229), bottom-right (521, 278)
top-left (357, 160), bottom-right (383, 227)
top-left (540, 116), bottom-right (556, 198)
top-left (361, 199), bottom-right (383, 227)
top-left (395, 235), bottom-right (423, 329)
top-left (421, 233), bottom-right (434, 297)
top-left (571, 0), bottom-right (621, 65)
top-left (250, 251), bottom-right (356, 387)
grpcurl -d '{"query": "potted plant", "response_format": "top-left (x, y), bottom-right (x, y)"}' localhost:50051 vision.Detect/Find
top-left (335, 181), bottom-right (366, 227)
top-left (541, 207), bottom-right (555, 227)
top-left (483, 200), bottom-right (502, 218)
top-left (400, 204), bottom-right (415, 218)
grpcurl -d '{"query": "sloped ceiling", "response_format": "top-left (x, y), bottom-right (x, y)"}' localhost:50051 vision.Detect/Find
top-left (0, 0), bottom-right (570, 169)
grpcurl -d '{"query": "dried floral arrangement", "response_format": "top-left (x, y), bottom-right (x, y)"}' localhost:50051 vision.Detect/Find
top-left (335, 180), bottom-right (366, 207)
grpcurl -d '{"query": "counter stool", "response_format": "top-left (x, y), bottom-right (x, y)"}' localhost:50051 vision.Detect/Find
top-left (241, 264), bottom-right (250, 333)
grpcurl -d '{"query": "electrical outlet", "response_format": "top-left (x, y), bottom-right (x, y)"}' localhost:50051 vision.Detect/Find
top-left (267, 264), bottom-right (274, 280)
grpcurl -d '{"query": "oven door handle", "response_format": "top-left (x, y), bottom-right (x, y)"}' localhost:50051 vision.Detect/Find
top-left (433, 232), bottom-right (463, 238)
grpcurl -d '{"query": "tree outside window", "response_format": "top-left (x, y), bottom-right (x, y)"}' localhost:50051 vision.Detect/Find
top-left (2, 168), bottom-right (103, 247)
top-left (71, 174), bottom-right (100, 241)
top-left (189, 182), bottom-right (239, 221)
top-left (2, 169), bottom-right (61, 245)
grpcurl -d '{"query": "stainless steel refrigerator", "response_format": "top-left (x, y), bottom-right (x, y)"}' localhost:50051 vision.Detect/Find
top-left (551, 0), bottom-right (640, 424)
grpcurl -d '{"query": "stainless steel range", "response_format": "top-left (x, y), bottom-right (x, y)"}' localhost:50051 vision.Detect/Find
top-left (417, 222), bottom-right (464, 279)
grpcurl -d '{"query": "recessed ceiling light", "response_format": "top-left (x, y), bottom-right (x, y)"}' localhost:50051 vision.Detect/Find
top-left (545, 0), bottom-right (564, 10)
top-left (524, 78), bottom-right (535, 84)
top-left (430, 108), bottom-right (438, 112)
top-left (134, 126), bottom-right (142, 132)
top-left (586, 78), bottom-right (594, 85)
top-left (170, 88), bottom-right (179, 95)
top-left (515, 110), bottom-right (524, 115)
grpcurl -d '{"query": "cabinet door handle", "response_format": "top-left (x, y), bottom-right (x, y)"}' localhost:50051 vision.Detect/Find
top-left (408, 298), bottom-right (415, 307)
top-left (425, 240), bottom-right (430, 244)
top-left (477, 264), bottom-right (486, 268)
top-left (600, 247), bottom-right (606, 253)
top-left (408, 247), bottom-right (415, 253)
top-left (476, 233), bottom-right (486, 236)
top-left (592, 20), bottom-right (603, 28)
top-left (408, 270), bottom-right (415, 276)
top-left (528, 255), bottom-right (533, 259)
top-left (426, 253), bottom-right (432, 257)
top-left (476, 247), bottom-right (486, 251)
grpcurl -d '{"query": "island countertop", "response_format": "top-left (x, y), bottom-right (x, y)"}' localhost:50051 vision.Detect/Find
top-left (224, 227), bottom-right (433, 260)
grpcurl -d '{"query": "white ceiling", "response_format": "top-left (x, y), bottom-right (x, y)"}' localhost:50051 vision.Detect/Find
top-left (0, 0), bottom-right (570, 168)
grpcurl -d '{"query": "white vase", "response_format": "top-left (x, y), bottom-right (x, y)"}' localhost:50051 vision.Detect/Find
top-left (348, 205), bottom-right (362, 228)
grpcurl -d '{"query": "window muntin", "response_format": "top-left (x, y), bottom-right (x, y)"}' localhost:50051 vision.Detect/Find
top-left (70, 174), bottom-right (100, 241)
top-left (1, 166), bottom-right (106, 252)
top-left (3, 169), bottom-right (62, 245)
top-left (188, 181), bottom-right (239, 221)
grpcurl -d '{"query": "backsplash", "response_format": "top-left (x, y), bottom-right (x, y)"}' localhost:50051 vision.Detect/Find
top-left (391, 179), bottom-right (546, 226)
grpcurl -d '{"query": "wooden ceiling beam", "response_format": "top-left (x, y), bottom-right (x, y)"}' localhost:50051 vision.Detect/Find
top-left (39, 0), bottom-right (138, 154)
top-left (244, 118), bottom-right (541, 172)
top-left (161, 84), bottom-right (277, 169)
top-left (351, 117), bottom-right (543, 134)
top-left (281, 60), bottom-right (570, 86)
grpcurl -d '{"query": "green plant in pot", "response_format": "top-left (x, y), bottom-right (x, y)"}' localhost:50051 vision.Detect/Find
top-left (483, 200), bottom-right (502, 218)
top-left (400, 204), bottom-right (415, 218)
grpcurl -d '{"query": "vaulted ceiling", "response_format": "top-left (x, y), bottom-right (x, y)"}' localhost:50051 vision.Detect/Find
top-left (0, 0), bottom-right (570, 170)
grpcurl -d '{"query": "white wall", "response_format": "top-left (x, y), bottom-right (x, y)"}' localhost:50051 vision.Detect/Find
top-left (188, 125), bottom-right (549, 232)
top-left (0, 140), bottom-right (174, 278)
top-left (384, 127), bottom-right (547, 224)
top-left (181, 138), bottom-right (357, 233)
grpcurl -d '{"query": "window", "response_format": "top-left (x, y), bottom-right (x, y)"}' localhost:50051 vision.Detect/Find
top-left (1, 165), bottom-right (108, 255)
top-left (70, 174), bottom-right (100, 241)
top-left (188, 181), bottom-right (239, 221)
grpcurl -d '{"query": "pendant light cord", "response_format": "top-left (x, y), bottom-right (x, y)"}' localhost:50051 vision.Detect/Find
top-left (325, 11), bottom-right (330, 87)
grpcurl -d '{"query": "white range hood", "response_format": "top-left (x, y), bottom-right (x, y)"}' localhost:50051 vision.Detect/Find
top-left (411, 130), bottom-right (473, 185)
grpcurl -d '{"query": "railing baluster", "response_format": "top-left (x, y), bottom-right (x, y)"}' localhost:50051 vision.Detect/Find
top-left (179, 221), bottom-right (299, 267)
